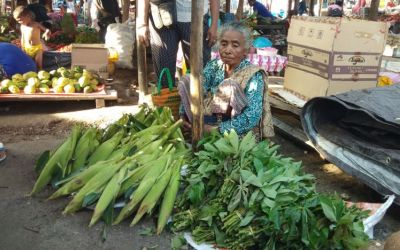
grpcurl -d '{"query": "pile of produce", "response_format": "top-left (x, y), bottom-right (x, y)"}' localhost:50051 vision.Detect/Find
top-left (31, 106), bottom-right (189, 231)
top-left (75, 26), bottom-right (100, 44)
top-left (0, 66), bottom-right (101, 94)
top-left (0, 15), bottom-right (17, 43)
top-left (173, 131), bottom-right (370, 249)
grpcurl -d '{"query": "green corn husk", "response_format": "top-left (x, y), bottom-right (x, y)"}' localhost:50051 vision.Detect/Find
top-left (87, 130), bottom-right (124, 166)
top-left (113, 155), bottom-right (170, 225)
top-left (48, 158), bottom-right (120, 200)
top-left (30, 126), bottom-right (81, 195)
top-left (131, 166), bottom-right (173, 226)
top-left (63, 158), bottom-right (129, 214)
top-left (71, 127), bottom-right (98, 173)
top-left (89, 164), bottom-right (132, 227)
top-left (156, 159), bottom-right (183, 234)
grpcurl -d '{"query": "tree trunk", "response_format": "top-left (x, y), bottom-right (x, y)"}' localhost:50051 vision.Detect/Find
top-left (136, 0), bottom-right (148, 99)
top-left (368, 0), bottom-right (380, 21)
top-left (1, 0), bottom-right (6, 14)
top-left (190, 0), bottom-right (205, 147)
top-left (309, 0), bottom-right (315, 16)
top-left (294, 0), bottom-right (300, 15)
top-left (122, 0), bottom-right (130, 22)
top-left (318, 0), bottom-right (323, 16)
top-left (225, 0), bottom-right (231, 13)
top-left (236, 0), bottom-right (244, 20)
top-left (288, 0), bottom-right (293, 18)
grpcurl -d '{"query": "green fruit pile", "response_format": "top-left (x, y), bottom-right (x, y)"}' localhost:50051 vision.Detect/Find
top-left (0, 66), bottom-right (100, 95)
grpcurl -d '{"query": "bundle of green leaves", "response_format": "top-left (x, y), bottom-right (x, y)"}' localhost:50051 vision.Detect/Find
top-left (173, 130), bottom-right (370, 250)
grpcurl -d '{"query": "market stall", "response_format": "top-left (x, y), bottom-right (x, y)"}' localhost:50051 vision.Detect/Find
top-left (0, 7), bottom-right (121, 107)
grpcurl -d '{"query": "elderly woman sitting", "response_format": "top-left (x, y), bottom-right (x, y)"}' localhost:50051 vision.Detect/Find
top-left (178, 21), bottom-right (274, 137)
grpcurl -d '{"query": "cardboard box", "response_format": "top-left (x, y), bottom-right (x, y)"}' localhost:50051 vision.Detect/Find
top-left (71, 44), bottom-right (109, 79)
top-left (284, 16), bottom-right (388, 99)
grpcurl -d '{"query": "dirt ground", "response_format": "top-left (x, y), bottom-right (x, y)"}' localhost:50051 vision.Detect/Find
top-left (0, 69), bottom-right (399, 250)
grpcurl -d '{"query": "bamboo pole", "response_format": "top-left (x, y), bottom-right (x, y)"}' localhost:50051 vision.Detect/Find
top-left (318, 0), bottom-right (323, 16)
top-left (1, 0), bottom-right (6, 14)
top-left (236, 0), bottom-right (244, 20)
top-left (136, 2), bottom-right (148, 98)
top-left (225, 0), bottom-right (231, 13)
top-left (309, 0), bottom-right (315, 16)
top-left (122, 0), bottom-right (130, 22)
top-left (368, 0), bottom-right (380, 21)
top-left (190, 0), bottom-right (204, 146)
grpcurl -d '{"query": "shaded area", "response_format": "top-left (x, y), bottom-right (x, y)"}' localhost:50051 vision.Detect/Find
top-left (301, 85), bottom-right (400, 203)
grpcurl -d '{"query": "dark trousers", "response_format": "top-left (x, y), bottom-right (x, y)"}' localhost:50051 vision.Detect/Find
top-left (149, 15), bottom-right (211, 87)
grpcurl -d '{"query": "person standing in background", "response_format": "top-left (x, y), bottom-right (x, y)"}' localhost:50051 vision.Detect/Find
top-left (137, 0), bottom-right (219, 87)
top-left (91, 0), bottom-right (121, 42)
top-left (328, 0), bottom-right (344, 17)
top-left (352, 0), bottom-right (366, 15)
top-left (27, 0), bottom-right (52, 29)
top-left (247, 0), bottom-right (275, 19)
top-left (298, 0), bottom-right (308, 15)
top-left (65, 0), bottom-right (78, 25)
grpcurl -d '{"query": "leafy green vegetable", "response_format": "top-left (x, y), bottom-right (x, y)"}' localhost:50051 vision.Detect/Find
top-left (173, 130), bottom-right (370, 250)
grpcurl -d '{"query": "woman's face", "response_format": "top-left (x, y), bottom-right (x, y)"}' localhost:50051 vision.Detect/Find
top-left (219, 30), bottom-right (248, 69)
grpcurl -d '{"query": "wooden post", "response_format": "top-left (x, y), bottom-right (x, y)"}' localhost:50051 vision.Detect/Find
top-left (122, 0), bottom-right (130, 22)
top-left (236, 0), bottom-right (244, 20)
top-left (309, 0), bottom-right (315, 16)
top-left (225, 0), bottom-right (231, 13)
top-left (287, 0), bottom-right (293, 17)
top-left (294, 0), bottom-right (300, 15)
top-left (368, 0), bottom-right (380, 21)
top-left (318, 0), bottom-right (323, 16)
top-left (136, 3), bottom-right (148, 99)
top-left (1, 0), bottom-right (6, 14)
top-left (190, 0), bottom-right (204, 146)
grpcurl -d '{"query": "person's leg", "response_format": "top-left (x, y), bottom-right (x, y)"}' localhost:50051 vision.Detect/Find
top-left (177, 22), bottom-right (191, 71)
top-left (35, 50), bottom-right (43, 70)
top-left (149, 17), bottom-right (179, 87)
top-left (177, 16), bottom-right (211, 71)
top-left (202, 15), bottom-right (211, 66)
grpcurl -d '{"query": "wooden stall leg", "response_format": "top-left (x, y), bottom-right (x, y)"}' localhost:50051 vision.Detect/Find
top-left (95, 99), bottom-right (105, 108)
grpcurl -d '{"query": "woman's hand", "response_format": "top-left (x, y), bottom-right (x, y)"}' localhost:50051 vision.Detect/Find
top-left (42, 29), bottom-right (51, 41)
top-left (137, 25), bottom-right (150, 47)
top-left (204, 124), bottom-right (217, 133)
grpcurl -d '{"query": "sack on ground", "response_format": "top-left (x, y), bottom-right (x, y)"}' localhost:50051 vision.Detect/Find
top-left (105, 23), bottom-right (134, 69)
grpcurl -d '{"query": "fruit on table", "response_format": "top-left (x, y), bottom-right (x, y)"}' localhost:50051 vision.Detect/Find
top-left (3, 66), bottom-right (101, 94)
top-left (39, 84), bottom-right (50, 93)
top-left (38, 70), bottom-right (50, 80)
top-left (63, 84), bottom-right (75, 93)
top-left (23, 71), bottom-right (38, 81)
top-left (78, 75), bottom-right (90, 87)
top-left (27, 77), bottom-right (40, 87)
top-left (8, 85), bottom-right (20, 94)
top-left (12, 74), bottom-right (23, 82)
top-left (1, 79), bottom-right (12, 88)
top-left (24, 85), bottom-right (36, 94)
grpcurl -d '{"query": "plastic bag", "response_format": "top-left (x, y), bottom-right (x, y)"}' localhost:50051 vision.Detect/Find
top-left (105, 23), bottom-right (135, 69)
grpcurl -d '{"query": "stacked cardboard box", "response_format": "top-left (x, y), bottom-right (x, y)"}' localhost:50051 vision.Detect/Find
top-left (284, 16), bottom-right (388, 99)
top-left (71, 44), bottom-right (109, 79)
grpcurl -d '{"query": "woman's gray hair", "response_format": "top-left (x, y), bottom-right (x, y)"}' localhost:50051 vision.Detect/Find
top-left (217, 21), bottom-right (253, 50)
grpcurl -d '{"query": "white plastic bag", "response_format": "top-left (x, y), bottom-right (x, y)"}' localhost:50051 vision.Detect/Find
top-left (105, 23), bottom-right (135, 69)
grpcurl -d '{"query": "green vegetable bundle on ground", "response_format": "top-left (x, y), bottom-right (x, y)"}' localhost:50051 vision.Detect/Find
top-left (173, 130), bottom-right (370, 250)
top-left (30, 105), bottom-right (189, 232)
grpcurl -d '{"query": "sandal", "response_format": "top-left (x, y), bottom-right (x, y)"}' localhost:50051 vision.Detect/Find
top-left (0, 143), bottom-right (6, 163)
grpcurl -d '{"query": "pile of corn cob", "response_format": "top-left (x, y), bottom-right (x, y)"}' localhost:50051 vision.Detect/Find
top-left (30, 105), bottom-right (189, 233)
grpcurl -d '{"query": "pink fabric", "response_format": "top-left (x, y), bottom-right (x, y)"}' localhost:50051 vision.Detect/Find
top-left (211, 52), bottom-right (287, 73)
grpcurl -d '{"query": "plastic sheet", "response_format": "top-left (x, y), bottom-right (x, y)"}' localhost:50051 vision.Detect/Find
top-left (301, 85), bottom-right (400, 204)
